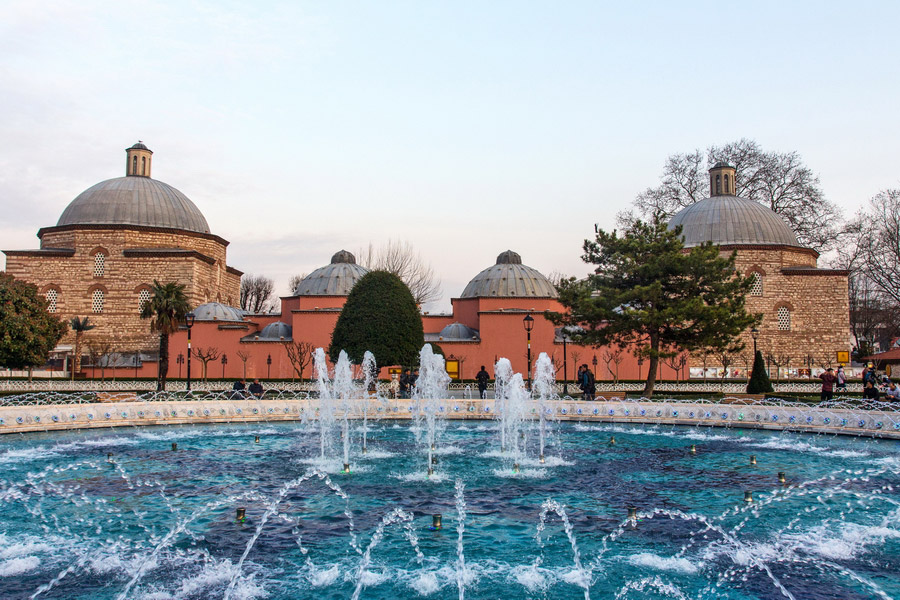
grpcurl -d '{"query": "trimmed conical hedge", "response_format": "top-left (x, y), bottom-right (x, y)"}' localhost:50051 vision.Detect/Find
top-left (329, 270), bottom-right (424, 367)
top-left (746, 349), bottom-right (773, 394)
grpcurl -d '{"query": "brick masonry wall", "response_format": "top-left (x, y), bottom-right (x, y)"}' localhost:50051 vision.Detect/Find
top-left (5, 227), bottom-right (240, 353)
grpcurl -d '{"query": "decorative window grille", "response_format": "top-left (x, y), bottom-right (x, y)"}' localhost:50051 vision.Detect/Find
top-left (777, 306), bottom-right (791, 331)
top-left (94, 252), bottom-right (106, 277)
top-left (46, 289), bottom-right (58, 312)
top-left (92, 289), bottom-right (104, 313)
top-left (138, 289), bottom-right (151, 312)
top-left (750, 272), bottom-right (763, 296)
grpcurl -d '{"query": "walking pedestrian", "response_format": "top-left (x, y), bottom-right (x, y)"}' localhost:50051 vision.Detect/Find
top-left (475, 365), bottom-right (490, 400)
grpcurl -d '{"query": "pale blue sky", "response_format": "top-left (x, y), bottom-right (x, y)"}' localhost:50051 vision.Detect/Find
top-left (1, 1), bottom-right (898, 310)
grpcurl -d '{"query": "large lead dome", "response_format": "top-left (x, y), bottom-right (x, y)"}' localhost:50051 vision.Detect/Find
top-left (55, 142), bottom-right (211, 234)
top-left (460, 250), bottom-right (558, 299)
top-left (667, 162), bottom-right (801, 248)
top-left (293, 250), bottom-right (369, 296)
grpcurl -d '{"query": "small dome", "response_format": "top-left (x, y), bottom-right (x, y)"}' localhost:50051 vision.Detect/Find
top-left (258, 321), bottom-right (292, 340)
top-left (191, 302), bottom-right (244, 322)
top-left (439, 322), bottom-right (479, 340)
top-left (57, 176), bottom-right (210, 233)
top-left (293, 251), bottom-right (370, 296)
top-left (668, 195), bottom-right (801, 248)
top-left (460, 250), bottom-right (558, 299)
top-left (129, 141), bottom-right (151, 151)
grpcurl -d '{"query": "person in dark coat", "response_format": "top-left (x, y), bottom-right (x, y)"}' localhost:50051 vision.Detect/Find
top-left (248, 379), bottom-right (264, 398)
top-left (231, 379), bottom-right (246, 399)
top-left (475, 366), bottom-right (490, 399)
top-left (580, 363), bottom-right (595, 401)
top-left (399, 369), bottom-right (411, 399)
top-left (863, 381), bottom-right (880, 401)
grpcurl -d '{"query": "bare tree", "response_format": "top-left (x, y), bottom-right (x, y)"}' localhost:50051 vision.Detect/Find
top-left (236, 350), bottom-right (251, 379)
top-left (664, 353), bottom-right (689, 380)
top-left (358, 240), bottom-right (442, 306)
top-left (602, 348), bottom-right (624, 383)
top-left (194, 346), bottom-right (221, 381)
top-left (287, 273), bottom-right (307, 295)
top-left (284, 341), bottom-right (314, 381)
top-left (240, 274), bottom-right (276, 314)
top-left (717, 352), bottom-right (734, 379)
top-left (631, 139), bottom-right (841, 252)
top-left (737, 350), bottom-right (753, 381)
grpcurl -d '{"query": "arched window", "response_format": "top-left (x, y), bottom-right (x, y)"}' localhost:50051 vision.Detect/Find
top-left (777, 306), bottom-right (791, 331)
top-left (132, 155), bottom-right (137, 174)
top-left (92, 289), bottom-right (105, 314)
top-left (750, 271), bottom-right (763, 296)
top-left (141, 156), bottom-right (146, 175)
top-left (138, 288), bottom-right (151, 313)
top-left (715, 174), bottom-right (721, 194)
top-left (45, 288), bottom-right (58, 313)
top-left (724, 174), bottom-right (730, 194)
top-left (94, 252), bottom-right (106, 277)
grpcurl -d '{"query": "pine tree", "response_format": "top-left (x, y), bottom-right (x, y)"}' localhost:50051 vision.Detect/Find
top-left (746, 350), bottom-right (774, 394)
top-left (549, 216), bottom-right (760, 397)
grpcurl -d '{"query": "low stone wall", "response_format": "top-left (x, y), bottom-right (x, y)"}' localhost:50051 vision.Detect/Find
top-left (0, 398), bottom-right (897, 440)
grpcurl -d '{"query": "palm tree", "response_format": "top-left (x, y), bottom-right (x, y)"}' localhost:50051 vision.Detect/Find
top-left (69, 317), bottom-right (95, 380)
top-left (141, 280), bottom-right (190, 391)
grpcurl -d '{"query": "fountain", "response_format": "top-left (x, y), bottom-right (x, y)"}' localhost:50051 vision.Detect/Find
top-left (360, 351), bottom-right (377, 454)
top-left (0, 345), bottom-right (898, 598)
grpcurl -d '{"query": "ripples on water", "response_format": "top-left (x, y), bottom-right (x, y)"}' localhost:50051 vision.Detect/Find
top-left (0, 420), bottom-right (897, 599)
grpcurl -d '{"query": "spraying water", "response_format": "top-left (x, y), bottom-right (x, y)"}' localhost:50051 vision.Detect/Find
top-left (414, 344), bottom-right (450, 476)
top-left (361, 351), bottom-right (377, 454)
top-left (333, 351), bottom-right (355, 469)
top-left (494, 358), bottom-right (514, 452)
top-left (533, 353), bottom-right (556, 462)
top-left (313, 348), bottom-right (335, 460)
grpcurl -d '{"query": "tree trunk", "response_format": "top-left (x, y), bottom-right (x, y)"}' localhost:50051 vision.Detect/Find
top-left (642, 334), bottom-right (660, 397)
top-left (72, 333), bottom-right (82, 380)
top-left (157, 333), bottom-right (169, 392)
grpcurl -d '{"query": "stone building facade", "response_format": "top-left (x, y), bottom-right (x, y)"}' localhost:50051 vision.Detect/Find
top-left (3, 142), bottom-right (241, 354)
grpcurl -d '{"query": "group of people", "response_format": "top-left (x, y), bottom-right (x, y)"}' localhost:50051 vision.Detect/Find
top-left (576, 364), bottom-right (596, 401)
top-left (820, 364), bottom-right (900, 401)
top-left (393, 368), bottom-right (418, 399)
top-left (230, 378), bottom-right (264, 399)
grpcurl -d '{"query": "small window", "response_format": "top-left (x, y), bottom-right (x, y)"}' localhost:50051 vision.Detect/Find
top-left (92, 289), bottom-right (104, 314)
top-left (724, 174), bottom-right (730, 194)
top-left (138, 288), bottom-right (151, 312)
top-left (715, 174), bottom-right (721, 194)
top-left (141, 156), bottom-right (146, 175)
top-left (132, 155), bottom-right (137, 174)
top-left (94, 252), bottom-right (106, 277)
top-left (777, 306), bottom-right (791, 331)
top-left (46, 289), bottom-right (58, 313)
top-left (750, 272), bottom-right (763, 296)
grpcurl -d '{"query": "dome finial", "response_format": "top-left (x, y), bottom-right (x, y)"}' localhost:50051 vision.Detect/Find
top-left (708, 162), bottom-right (736, 196)
top-left (126, 141), bottom-right (153, 178)
top-left (496, 250), bottom-right (522, 265)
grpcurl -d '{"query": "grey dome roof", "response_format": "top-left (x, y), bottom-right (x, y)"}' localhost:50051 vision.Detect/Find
top-left (293, 250), bottom-right (369, 296)
top-left (191, 302), bottom-right (244, 322)
top-left (460, 250), bottom-right (558, 299)
top-left (258, 321), bottom-right (292, 340)
top-left (668, 195), bottom-right (800, 248)
top-left (57, 176), bottom-right (210, 233)
top-left (439, 322), bottom-right (479, 340)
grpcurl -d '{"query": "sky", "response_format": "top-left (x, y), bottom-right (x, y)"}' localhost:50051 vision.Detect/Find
top-left (1, 1), bottom-right (898, 312)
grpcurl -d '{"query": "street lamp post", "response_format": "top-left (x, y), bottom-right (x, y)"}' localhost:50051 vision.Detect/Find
top-left (592, 355), bottom-right (598, 373)
top-left (185, 312), bottom-right (195, 392)
top-left (638, 356), bottom-right (644, 380)
top-left (751, 327), bottom-right (759, 356)
top-left (133, 354), bottom-right (139, 379)
top-left (176, 353), bottom-right (184, 378)
top-left (523, 314), bottom-right (534, 390)
top-left (221, 354), bottom-right (228, 379)
top-left (267, 354), bottom-right (272, 379)
top-left (561, 329), bottom-right (568, 396)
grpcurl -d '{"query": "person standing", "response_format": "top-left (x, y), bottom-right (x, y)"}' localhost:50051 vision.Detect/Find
top-left (475, 365), bottom-right (490, 399)
top-left (581, 363), bottom-right (595, 401)
top-left (835, 365), bottom-right (847, 392)
top-left (819, 367), bottom-right (837, 402)
top-left (398, 369), bottom-right (410, 399)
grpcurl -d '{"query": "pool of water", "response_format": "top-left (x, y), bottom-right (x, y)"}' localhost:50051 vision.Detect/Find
top-left (0, 419), bottom-right (898, 599)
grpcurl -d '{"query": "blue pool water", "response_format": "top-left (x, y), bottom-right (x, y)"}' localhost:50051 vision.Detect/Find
top-left (0, 419), bottom-right (898, 599)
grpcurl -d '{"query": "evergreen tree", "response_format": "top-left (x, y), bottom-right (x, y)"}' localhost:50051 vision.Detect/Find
top-left (69, 316), bottom-right (96, 379)
top-left (141, 280), bottom-right (190, 391)
top-left (548, 216), bottom-right (760, 397)
top-left (746, 350), bottom-right (774, 394)
top-left (0, 272), bottom-right (67, 371)
top-left (329, 270), bottom-right (424, 367)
